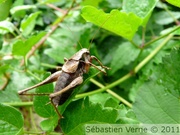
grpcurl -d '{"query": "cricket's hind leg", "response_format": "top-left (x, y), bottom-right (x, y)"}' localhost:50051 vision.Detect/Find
top-left (18, 71), bottom-right (62, 94)
top-left (49, 76), bottom-right (83, 119)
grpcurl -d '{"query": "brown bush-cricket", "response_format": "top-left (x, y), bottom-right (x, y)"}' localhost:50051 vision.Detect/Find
top-left (18, 48), bottom-right (109, 118)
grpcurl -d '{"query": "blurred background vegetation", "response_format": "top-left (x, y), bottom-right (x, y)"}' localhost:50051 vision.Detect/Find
top-left (0, 0), bottom-right (180, 134)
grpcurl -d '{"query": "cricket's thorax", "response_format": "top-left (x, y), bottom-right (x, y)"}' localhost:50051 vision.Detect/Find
top-left (52, 62), bottom-right (85, 105)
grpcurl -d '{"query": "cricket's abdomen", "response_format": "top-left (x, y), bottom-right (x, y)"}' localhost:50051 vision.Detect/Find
top-left (52, 71), bottom-right (77, 106)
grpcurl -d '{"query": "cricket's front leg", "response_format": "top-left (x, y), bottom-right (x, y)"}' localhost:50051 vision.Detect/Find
top-left (18, 71), bottom-right (62, 94)
top-left (91, 56), bottom-right (110, 70)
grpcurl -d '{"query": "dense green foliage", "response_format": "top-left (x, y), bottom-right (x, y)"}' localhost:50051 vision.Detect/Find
top-left (0, 0), bottom-right (180, 134)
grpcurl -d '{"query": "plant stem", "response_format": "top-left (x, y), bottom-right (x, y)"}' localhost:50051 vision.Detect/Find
top-left (29, 107), bottom-right (38, 132)
top-left (161, 2), bottom-right (179, 25)
top-left (76, 72), bottom-right (131, 98)
top-left (134, 34), bottom-right (173, 73)
top-left (89, 78), bottom-right (132, 108)
top-left (76, 34), bottom-right (173, 99)
top-left (27, 70), bottom-right (41, 81)
top-left (130, 40), bottom-right (139, 48)
top-left (3, 102), bottom-right (33, 107)
top-left (106, 89), bottom-right (132, 108)
top-left (41, 63), bottom-right (62, 69)
top-left (145, 26), bottom-right (180, 47)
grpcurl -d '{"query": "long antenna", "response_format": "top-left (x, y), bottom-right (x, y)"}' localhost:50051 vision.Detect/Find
top-left (88, 20), bottom-right (109, 50)
top-left (63, 23), bottom-right (83, 49)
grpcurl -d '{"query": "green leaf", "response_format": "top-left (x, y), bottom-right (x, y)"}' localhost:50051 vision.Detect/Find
top-left (60, 97), bottom-right (118, 134)
top-left (34, 84), bottom-right (55, 118)
top-left (40, 116), bottom-right (59, 132)
top-left (161, 26), bottom-right (180, 36)
top-left (89, 93), bottom-right (119, 107)
top-left (116, 104), bottom-right (139, 124)
top-left (20, 12), bottom-right (41, 36)
top-left (81, 6), bottom-right (142, 40)
top-left (0, 90), bottom-right (20, 103)
top-left (0, 0), bottom-right (12, 21)
top-left (154, 11), bottom-right (180, 25)
top-left (122, 0), bottom-right (158, 25)
top-left (133, 81), bottom-right (180, 123)
top-left (8, 71), bottom-right (33, 91)
top-left (154, 48), bottom-right (180, 96)
top-left (33, 73), bottom-right (58, 132)
top-left (104, 98), bottom-right (119, 108)
top-left (0, 71), bottom-right (32, 103)
top-left (33, 73), bottom-right (55, 118)
top-left (110, 42), bottom-right (140, 74)
top-left (12, 32), bottom-right (46, 56)
top-left (0, 64), bottom-right (9, 74)
top-left (0, 103), bottom-right (24, 135)
top-left (12, 40), bottom-right (24, 56)
top-left (10, 5), bottom-right (37, 15)
top-left (133, 49), bottom-right (180, 123)
top-left (0, 20), bottom-right (15, 34)
top-left (0, 0), bottom-right (6, 4)
top-left (129, 75), bottom-right (146, 102)
top-left (89, 93), bottom-right (113, 105)
top-left (81, 0), bottom-right (103, 7)
top-left (10, 0), bottom-right (26, 18)
top-left (166, 0), bottom-right (180, 8)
